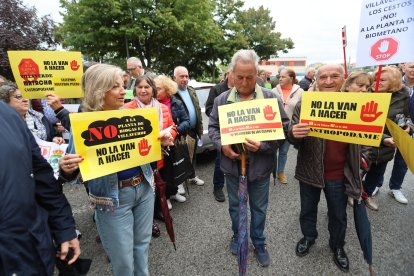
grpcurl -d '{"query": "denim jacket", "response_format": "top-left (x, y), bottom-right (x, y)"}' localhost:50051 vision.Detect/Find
top-left (67, 135), bottom-right (154, 211)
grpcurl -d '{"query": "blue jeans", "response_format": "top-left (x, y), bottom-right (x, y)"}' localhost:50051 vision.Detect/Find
top-left (276, 140), bottom-right (290, 173)
top-left (96, 181), bottom-right (154, 276)
top-left (363, 161), bottom-right (388, 196)
top-left (213, 150), bottom-right (224, 190)
top-left (389, 149), bottom-right (408, 190)
top-left (299, 180), bottom-right (347, 248)
top-left (226, 174), bottom-right (270, 246)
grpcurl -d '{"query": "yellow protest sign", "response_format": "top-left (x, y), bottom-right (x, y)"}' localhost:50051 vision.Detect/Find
top-left (7, 50), bottom-right (83, 99)
top-left (70, 108), bottom-right (161, 181)
top-left (386, 119), bottom-right (414, 173)
top-left (300, 92), bottom-right (391, 147)
top-left (218, 98), bottom-right (285, 145)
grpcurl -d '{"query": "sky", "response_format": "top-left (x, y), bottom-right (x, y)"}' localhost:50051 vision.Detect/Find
top-left (23, 0), bottom-right (364, 65)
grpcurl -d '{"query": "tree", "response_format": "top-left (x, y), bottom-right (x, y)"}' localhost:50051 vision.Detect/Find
top-left (57, 0), bottom-right (294, 79)
top-left (0, 0), bottom-right (57, 80)
top-left (57, 0), bottom-right (223, 77)
top-left (237, 6), bottom-right (293, 60)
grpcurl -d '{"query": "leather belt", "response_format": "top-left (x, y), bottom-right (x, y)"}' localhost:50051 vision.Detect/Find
top-left (118, 174), bottom-right (144, 189)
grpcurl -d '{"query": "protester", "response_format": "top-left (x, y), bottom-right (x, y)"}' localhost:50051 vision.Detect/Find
top-left (298, 67), bottom-right (316, 91)
top-left (0, 83), bottom-right (64, 144)
top-left (205, 69), bottom-right (235, 202)
top-left (0, 101), bottom-right (80, 275)
top-left (126, 57), bottom-right (145, 89)
top-left (209, 49), bottom-right (289, 267)
top-left (44, 93), bottom-right (72, 131)
top-left (363, 66), bottom-right (413, 210)
top-left (66, 64), bottom-right (173, 276)
top-left (154, 75), bottom-right (190, 206)
top-left (173, 66), bottom-right (205, 186)
top-left (385, 62), bottom-right (414, 204)
top-left (272, 68), bottom-right (304, 184)
top-left (341, 71), bottom-right (373, 93)
top-left (289, 64), bottom-right (371, 272)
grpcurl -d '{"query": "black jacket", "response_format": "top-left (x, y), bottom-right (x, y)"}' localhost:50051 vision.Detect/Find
top-left (205, 79), bottom-right (230, 117)
top-left (0, 102), bottom-right (77, 275)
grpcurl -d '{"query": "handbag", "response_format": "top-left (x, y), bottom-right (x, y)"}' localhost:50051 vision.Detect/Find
top-left (170, 136), bottom-right (194, 185)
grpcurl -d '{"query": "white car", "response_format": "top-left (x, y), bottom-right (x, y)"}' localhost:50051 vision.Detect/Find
top-left (188, 80), bottom-right (216, 154)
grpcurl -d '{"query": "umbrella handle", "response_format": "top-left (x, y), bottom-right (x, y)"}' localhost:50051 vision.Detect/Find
top-left (241, 151), bottom-right (246, 177)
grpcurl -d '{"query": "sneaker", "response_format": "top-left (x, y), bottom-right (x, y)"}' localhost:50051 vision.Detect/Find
top-left (230, 236), bottom-right (238, 255)
top-left (372, 186), bottom-right (380, 197)
top-left (277, 172), bottom-right (288, 184)
top-left (389, 189), bottom-right (408, 204)
top-left (167, 199), bottom-right (172, 210)
top-left (189, 176), bottom-right (205, 186)
top-left (364, 197), bottom-right (378, 211)
top-left (213, 189), bottom-right (225, 202)
top-left (171, 193), bottom-right (186, 203)
top-left (254, 244), bottom-right (270, 267)
top-left (177, 184), bottom-right (186, 195)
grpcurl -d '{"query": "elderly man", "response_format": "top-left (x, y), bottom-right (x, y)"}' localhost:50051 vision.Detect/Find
top-left (289, 64), bottom-right (370, 272)
top-left (173, 66), bottom-right (205, 187)
top-left (298, 67), bottom-right (316, 91)
top-left (126, 57), bottom-right (145, 89)
top-left (209, 49), bottom-right (288, 267)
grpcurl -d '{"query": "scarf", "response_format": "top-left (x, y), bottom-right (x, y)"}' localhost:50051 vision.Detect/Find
top-left (134, 97), bottom-right (164, 131)
top-left (26, 108), bottom-right (47, 140)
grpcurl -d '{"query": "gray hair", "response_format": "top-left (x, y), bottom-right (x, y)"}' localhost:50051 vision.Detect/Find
top-left (81, 64), bottom-right (123, 112)
top-left (0, 82), bottom-right (18, 103)
top-left (127, 57), bottom-right (142, 67)
top-left (305, 66), bottom-right (315, 75)
top-left (229, 49), bottom-right (259, 73)
top-left (173, 66), bottom-right (188, 77)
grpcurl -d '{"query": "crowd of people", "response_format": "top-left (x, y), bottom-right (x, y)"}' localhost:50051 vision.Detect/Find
top-left (0, 51), bottom-right (413, 275)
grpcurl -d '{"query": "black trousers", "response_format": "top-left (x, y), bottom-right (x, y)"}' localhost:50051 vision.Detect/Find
top-left (299, 180), bottom-right (347, 248)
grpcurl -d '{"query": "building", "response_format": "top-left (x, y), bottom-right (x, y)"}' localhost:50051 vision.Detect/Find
top-left (259, 56), bottom-right (307, 80)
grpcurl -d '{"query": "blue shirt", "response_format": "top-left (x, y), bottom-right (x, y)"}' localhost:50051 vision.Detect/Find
top-left (178, 87), bottom-right (197, 129)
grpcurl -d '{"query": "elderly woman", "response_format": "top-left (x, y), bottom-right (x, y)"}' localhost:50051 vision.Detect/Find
top-left (61, 64), bottom-right (173, 276)
top-left (0, 82), bottom-right (64, 144)
top-left (363, 66), bottom-right (413, 211)
top-left (272, 68), bottom-right (303, 184)
top-left (341, 71), bottom-right (373, 93)
top-left (340, 72), bottom-right (373, 207)
top-left (154, 75), bottom-right (190, 208)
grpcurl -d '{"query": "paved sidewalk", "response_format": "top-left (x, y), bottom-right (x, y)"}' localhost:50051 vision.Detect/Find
top-left (64, 150), bottom-right (414, 275)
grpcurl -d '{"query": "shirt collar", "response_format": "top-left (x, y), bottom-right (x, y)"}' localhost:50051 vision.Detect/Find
top-left (227, 84), bottom-right (264, 103)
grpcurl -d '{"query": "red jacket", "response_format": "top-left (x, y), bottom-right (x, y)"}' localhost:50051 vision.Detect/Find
top-left (123, 100), bottom-right (177, 169)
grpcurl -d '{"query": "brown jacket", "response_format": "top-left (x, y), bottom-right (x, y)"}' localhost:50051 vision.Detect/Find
top-left (288, 101), bottom-right (371, 199)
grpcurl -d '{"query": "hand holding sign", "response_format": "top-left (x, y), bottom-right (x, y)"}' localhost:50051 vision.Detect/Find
top-left (138, 138), bottom-right (151, 156)
top-left (263, 105), bottom-right (277, 120)
top-left (70, 60), bottom-right (80, 71)
top-left (360, 101), bottom-right (383, 122)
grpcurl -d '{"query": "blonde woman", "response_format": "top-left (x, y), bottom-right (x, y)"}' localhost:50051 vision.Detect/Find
top-left (154, 75), bottom-right (191, 207)
top-left (66, 64), bottom-right (173, 276)
top-left (363, 66), bottom-right (413, 210)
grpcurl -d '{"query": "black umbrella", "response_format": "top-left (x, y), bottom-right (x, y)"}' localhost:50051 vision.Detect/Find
top-left (353, 197), bottom-right (373, 275)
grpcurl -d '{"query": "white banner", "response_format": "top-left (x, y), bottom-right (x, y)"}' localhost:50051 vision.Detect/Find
top-left (356, 0), bottom-right (414, 67)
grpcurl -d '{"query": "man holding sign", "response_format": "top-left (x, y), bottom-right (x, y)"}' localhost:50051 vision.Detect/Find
top-left (289, 64), bottom-right (370, 272)
top-left (209, 49), bottom-right (289, 267)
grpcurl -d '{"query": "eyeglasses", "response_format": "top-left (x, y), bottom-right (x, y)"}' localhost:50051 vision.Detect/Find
top-left (13, 94), bottom-right (23, 100)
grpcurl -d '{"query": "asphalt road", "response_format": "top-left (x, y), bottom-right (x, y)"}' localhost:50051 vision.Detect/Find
top-left (63, 149), bottom-right (414, 275)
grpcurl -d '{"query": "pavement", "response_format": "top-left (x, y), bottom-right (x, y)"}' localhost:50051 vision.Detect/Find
top-left (63, 149), bottom-right (414, 275)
